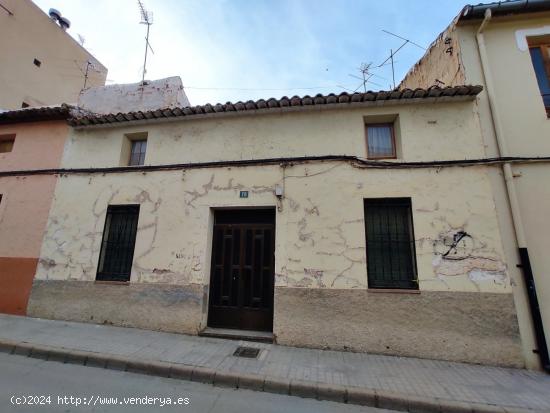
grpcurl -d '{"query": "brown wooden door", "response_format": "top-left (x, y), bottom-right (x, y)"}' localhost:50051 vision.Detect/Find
top-left (208, 209), bottom-right (275, 332)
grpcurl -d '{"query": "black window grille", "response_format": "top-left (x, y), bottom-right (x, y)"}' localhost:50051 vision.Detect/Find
top-left (364, 198), bottom-right (417, 289)
top-left (96, 205), bottom-right (140, 282)
top-left (129, 139), bottom-right (147, 166)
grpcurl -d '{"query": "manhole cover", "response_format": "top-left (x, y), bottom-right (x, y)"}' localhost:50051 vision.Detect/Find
top-left (233, 346), bottom-right (260, 358)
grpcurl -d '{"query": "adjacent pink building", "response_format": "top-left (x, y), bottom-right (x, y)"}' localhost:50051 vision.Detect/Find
top-left (0, 106), bottom-right (71, 314)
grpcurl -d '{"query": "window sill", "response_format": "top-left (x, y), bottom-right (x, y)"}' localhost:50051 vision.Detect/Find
top-left (367, 288), bottom-right (420, 294)
top-left (95, 280), bottom-right (130, 285)
top-left (366, 157), bottom-right (398, 161)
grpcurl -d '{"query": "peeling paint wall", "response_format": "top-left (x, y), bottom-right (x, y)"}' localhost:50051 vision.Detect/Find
top-left (36, 163), bottom-right (510, 294)
top-left (31, 101), bottom-right (522, 365)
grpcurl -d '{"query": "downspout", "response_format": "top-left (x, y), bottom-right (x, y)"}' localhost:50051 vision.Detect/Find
top-left (475, 8), bottom-right (550, 372)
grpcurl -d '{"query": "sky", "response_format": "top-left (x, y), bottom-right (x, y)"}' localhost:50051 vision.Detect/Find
top-left (34, 0), bottom-right (469, 105)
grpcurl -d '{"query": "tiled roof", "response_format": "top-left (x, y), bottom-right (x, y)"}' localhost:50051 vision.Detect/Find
top-left (69, 85), bottom-right (483, 127)
top-left (0, 104), bottom-right (77, 125)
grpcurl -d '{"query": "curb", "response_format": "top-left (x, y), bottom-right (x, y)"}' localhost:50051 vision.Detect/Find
top-left (0, 339), bottom-right (540, 413)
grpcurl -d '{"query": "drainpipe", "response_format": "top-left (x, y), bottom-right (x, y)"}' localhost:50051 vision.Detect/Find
top-left (476, 8), bottom-right (550, 372)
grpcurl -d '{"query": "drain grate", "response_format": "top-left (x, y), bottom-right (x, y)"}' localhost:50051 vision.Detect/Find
top-left (233, 346), bottom-right (260, 358)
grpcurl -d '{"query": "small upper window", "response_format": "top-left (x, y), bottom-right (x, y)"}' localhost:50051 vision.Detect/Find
top-left (33, 58), bottom-right (41, 67)
top-left (129, 139), bottom-right (147, 166)
top-left (21, 102), bottom-right (29, 108)
top-left (528, 37), bottom-right (550, 116)
top-left (0, 134), bottom-right (15, 153)
top-left (366, 123), bottom-right (395, 159)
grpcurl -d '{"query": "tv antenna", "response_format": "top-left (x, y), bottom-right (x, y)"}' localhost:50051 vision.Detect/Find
top-left (83, 61), bottom-right (94, 89)
top-left (378, 29), bottom-right (426, 89)
top-left (74, 59), bottom-right (97, 89)
top-left (138, 0), bottom-right (154, 85)
top-left (77, 33), bottom-right (85, 46)
top-left (345, 62), bottom-right (385, 93)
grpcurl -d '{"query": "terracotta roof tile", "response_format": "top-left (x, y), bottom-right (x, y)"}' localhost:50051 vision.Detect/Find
top-left (1, 86), bottom-right (483, 127)
top-left (0, 104), bottom-right (76, 125)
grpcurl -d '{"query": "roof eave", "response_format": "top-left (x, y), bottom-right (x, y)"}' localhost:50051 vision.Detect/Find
top-left (459, 0), bottom-right (550, 21)
top-left (0, 105), bottom-right (74, 126)
top-left (71, 94), bottom-right (480, 130)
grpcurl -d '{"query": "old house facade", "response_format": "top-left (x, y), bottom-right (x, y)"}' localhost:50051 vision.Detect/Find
top-left (401, 0), bottom-right (550, 372)
top-left (23, 85), bottom-right (526, 368)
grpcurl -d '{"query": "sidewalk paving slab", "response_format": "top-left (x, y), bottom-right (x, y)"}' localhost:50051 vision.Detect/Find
top-left (0, 314), bottom-right (549, 412)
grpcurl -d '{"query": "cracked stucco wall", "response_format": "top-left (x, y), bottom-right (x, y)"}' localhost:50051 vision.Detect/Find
top-left (36, 101), bottom-right (510, 294)
top-left (36, 163), bottom-right (509, 293)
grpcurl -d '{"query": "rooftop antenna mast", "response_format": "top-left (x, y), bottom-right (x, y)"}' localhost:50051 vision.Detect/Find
top-left (378, 29), bottom-right (426, 89)
top-left (83, 60), bottom-right (93, 89)
top-left (138, 0), bottom-right (154, 85)
top-left (345, 62), bottom-right (384, 93)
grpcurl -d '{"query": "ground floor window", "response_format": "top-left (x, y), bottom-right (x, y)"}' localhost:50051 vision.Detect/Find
top-left (96, 205), bottom-right (140, 282)
top-left (364, 198), bottom-right (417, 289)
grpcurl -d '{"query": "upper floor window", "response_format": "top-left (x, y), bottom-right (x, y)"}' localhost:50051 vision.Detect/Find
top-left (528, 37), bottom-right (550, 116)
top-left (0, 134), bottom-right (15, 153)
top-left (364, 198), bottom-right (418, 290)
top-left (366, 123), bottom-right (396, 159)
top-left (129, 139), bottom-right (147, 166)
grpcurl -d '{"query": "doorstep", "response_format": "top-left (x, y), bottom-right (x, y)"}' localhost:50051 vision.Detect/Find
top-left (199, 327), bottom-right (274, 343)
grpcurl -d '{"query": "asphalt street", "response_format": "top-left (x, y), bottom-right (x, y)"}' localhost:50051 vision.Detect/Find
top-left (0, 353), bottom-right (396, 412)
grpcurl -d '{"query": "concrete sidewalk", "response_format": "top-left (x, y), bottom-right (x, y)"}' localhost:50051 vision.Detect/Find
top-left (0, 314), bottom-right (548, 412)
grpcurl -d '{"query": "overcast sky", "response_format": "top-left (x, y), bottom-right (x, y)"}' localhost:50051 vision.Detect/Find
top-left (34, 0), bottom-right (468, 105)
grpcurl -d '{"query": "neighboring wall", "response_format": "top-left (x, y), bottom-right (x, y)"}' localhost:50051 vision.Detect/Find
top-left (0, 121), bottom-right (67, 314)
top-left (30, 101), bottom-right (523, 367)
top-left (457, 14), bottom-right (550, 370)
top-left (400, 21), bottom-right (466, 90)
top-left (0, 0), bottom-right (106, 109)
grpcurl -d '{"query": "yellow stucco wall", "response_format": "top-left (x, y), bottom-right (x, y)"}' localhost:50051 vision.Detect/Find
top-left (457, 15), bottom-right (550, 370)
top-left (35, 163), bottom-right (508, 294)
top-left (62, 102), bottom-right (485, 168)
top-left (0, 0), bottom-right (106, 109)
top-left (398, 12), bottom-right (550, 369)
top-left (27, 99), bottom-right (526, 366)
top-left (37, 101), bottom-right (510, 294)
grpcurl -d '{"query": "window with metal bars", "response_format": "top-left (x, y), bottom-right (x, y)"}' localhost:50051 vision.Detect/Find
top-left (129, 139), bottom-right (147, 166)
top-left (96, 205), bottom-right (140, 282)
top-left (364, 198), bottom-right (418, 289)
